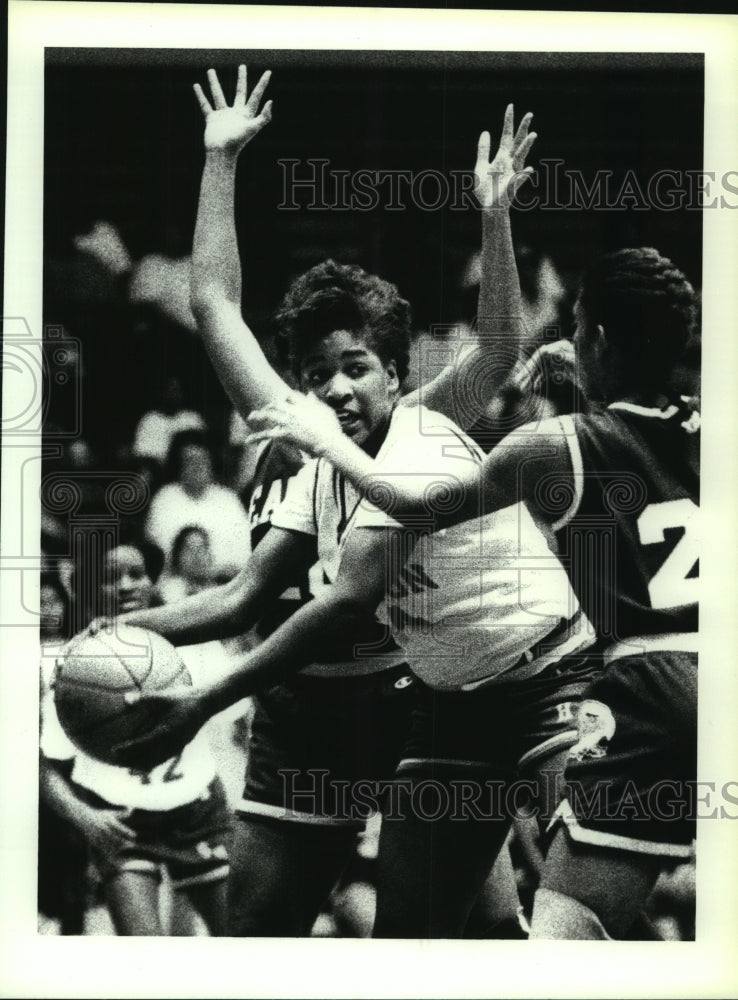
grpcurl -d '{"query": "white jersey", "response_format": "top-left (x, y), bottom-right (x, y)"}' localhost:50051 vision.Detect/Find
top-left (341, 405), bottom-right (593, 690)
top-left (40, 649), bottom-right (216, 811)
top-left (271, 434), bottom-right (409, 678)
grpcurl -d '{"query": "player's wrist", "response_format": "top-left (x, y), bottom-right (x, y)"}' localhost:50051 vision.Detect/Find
top-left (198, 681), bottom-right (228, 720)
top-left (203, 145), bottom-right (241, 166)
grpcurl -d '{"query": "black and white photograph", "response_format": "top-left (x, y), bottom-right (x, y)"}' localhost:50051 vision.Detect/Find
top-left (2, 3), bottom-right (737, 998)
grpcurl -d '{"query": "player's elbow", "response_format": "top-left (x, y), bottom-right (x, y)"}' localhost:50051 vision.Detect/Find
top-left (190, 281), bottom-right (223, 323)
top-left (326, 588), bottom-right (378, 625)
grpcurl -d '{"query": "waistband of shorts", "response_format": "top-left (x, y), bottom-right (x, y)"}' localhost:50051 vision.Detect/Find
top-left (603, 633), bottom-right (699, 666)
top-left (298, 653), bottom-right (407, 679)
top-left (462, 610), bottom-right (594, 691)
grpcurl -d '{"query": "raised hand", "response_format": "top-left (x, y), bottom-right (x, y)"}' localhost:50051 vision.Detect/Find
top-left (194, 64), bottom-right (273, 154)
top-left (475, 104), bottom-right (537, 211)
top-left (246, 392), bottom-right (344, 458)
top-left (111, 686), bottom-right (208, 770)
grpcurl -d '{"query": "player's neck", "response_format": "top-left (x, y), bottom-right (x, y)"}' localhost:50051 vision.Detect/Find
top-left (361, 413), bottom-right (393, 458)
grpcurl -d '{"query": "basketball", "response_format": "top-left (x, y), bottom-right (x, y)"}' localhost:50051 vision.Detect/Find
top-left (54, 625), bottom-right (192, 765)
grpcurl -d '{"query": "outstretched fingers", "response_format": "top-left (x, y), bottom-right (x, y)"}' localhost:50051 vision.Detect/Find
top-left (193, 82), bottom-right (212, 117)
top-left (512, 111), bottom-right (533, 151)
top-left (260, 100), bottom-right (274, 126)
top-left (246, 69), bottom-right (272, 116)
top-left (513, 131), bottom-right (538, 171)
top-left (234, 63), bottom-right (247, 105)
top-left (207, 68), bottom-right (228, 109)
top-left (500, 102), bottom-right (515, 146)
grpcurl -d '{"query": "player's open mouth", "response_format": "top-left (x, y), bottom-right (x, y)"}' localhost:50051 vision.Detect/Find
top-left (336, 411), bottom-right (361, 433)
top-left (119, 598), bottom-right (145, 612)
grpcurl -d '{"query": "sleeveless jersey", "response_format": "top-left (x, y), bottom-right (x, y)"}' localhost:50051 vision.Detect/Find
top-left (243, 441), bottom-right (328, 637)
top-left (340, 406), bottom-right (593, 690)
top-left (271, 437), bottom-right (406, 676)
top-left (553, 401), bottom-right (699, 645)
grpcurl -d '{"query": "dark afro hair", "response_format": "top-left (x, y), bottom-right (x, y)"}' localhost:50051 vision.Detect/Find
top-left (273, 260), bottom-right (411, 384)
top-left (578, 248), bottom-right (698, 389)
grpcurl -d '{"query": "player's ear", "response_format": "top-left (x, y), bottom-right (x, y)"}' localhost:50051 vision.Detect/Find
top-left (594, 324), bottom-right (607, 357)
top-left (385, 360), bottom-right (399, 395)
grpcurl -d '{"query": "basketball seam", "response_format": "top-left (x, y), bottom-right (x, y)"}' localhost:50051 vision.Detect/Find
top-left (95, 633), bottom-right (150, 691)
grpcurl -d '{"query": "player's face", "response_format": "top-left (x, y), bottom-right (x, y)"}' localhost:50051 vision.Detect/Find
top-left (102, 546), bottom-right (153, 614)
top-left (299, 330), bottom-right (399, 448)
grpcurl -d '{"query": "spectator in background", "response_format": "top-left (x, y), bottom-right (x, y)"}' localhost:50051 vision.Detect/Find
top-left (155, 526), bottom-right (217, 604)
top-left (145, 430), bottom-right (250, 579)
top-left (73, 219), bottom-right (197, 334)
top-left (38, 572), bottom-right (89, 935)
top-left (41, 535), bottom-right (232, 936)
top-left (133, 375), bottom-right (206, 466)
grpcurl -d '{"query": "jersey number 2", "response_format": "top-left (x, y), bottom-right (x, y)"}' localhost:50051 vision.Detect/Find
top-left (637, 498), bottom-right (699, 609)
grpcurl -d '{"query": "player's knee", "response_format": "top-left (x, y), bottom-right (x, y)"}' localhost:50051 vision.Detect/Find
top-left (529, 887), bottom-right (613, 940)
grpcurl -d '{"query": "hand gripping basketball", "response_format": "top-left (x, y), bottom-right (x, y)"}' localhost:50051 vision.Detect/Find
top-left (111, 686), bottom-right (209, 770)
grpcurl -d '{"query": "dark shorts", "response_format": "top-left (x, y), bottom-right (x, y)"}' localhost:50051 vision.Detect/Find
top-left (554, 650), bottom-right (697, 857)
top-left (239, 665), bottom-right (417, 827)
top-left (89, 777), bottom-right (232, 888)
top-left (391, 654), bottom-right (603, 821)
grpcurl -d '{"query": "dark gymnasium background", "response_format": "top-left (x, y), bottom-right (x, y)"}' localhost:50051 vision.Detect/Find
top-left (43, 49), bottom-right (704, 455)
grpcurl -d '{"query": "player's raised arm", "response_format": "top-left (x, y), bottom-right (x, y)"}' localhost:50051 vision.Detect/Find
top-left (190, 64), bottom-right (289, 413)
top-left (401, 105), bottom-right (536, 428)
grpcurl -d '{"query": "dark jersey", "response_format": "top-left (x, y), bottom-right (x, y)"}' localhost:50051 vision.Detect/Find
top-left (242, 441), bottom-right (324, 638)
top-left (553, 401), bottom-right (699, 644)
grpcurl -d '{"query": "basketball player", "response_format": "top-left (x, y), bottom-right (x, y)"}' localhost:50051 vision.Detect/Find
top-left (109, 68), bottom-right (608, 938)
top-left (245, 247), bottom-right (700, 939)
top-left (41, 534), bottom-right (231, 935)
top-left (99, 65), bottom-right (543, 936)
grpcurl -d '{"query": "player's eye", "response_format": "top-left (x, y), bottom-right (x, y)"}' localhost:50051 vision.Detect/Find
top-left (347, 364), bottom-right (368, 378)
top-left (305, 369), bottom-right (329, 386)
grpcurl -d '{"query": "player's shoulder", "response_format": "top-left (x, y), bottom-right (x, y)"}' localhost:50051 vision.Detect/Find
top-left (383, 404), bottom-right (483, 467)
top-left (389, 402), bottom-right (478, 445)
top-left (496, 415), bottom-right (573, 461)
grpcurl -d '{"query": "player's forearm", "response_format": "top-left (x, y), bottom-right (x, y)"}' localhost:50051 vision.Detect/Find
top-left (191, 149), bottom-right (242, 310)
top-left (120, 574), bottom-right (261, 645)
top-left (475, 207), bottom-right (522, 387)
top-left (405, 211), bottom-right (521, 429)
top-left (314, 431), bottom-right (477, 528)
top-left (190, 149), bottom-right (290, 413)
top-left (201, 590), bottom-right (375, 712)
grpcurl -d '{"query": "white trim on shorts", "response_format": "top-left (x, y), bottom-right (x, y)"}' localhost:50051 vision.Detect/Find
top-left (396, 756), bottom-right (507, 774)
top-left (516, 730), bottom-right (579, 771)
top-left (551, 414), bottom-right (584, 533)
top-left (112, 858), bottom-right (161, 880)
top-left (603, 633), bottom-right (699, 666)
top-left (550, 798), bottom-right (694, 858)
top-left (172, 865), bottom-right (230, 890)
top-left (236, 798), bottom-right (365, 828)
